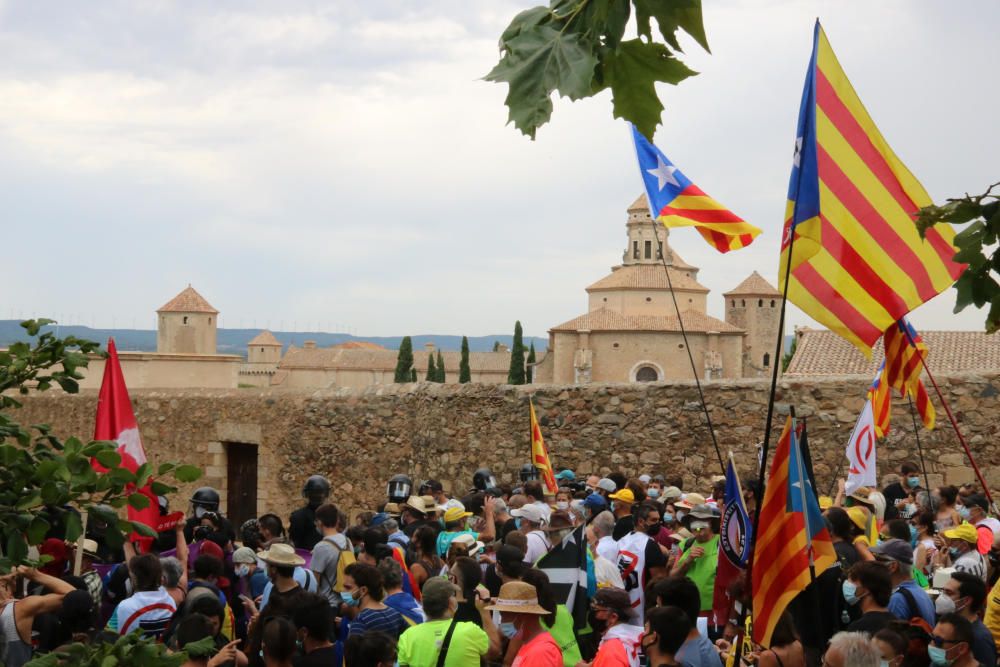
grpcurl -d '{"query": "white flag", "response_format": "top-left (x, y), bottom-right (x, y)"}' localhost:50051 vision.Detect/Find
top-left (845, 399), bottom-right (877, 495)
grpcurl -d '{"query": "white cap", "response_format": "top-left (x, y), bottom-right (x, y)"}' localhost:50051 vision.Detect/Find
top-left (639, 474), bottom-right (652, 484)
top-left (511, 504), bottom-right (547, 525)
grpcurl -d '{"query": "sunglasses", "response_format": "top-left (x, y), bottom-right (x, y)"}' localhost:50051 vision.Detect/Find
top-left (930, 636), bottom-right (962, 648)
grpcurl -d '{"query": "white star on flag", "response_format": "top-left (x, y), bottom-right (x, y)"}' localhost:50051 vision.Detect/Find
top-left (646, 155), bottom-right (679, 191)
top-left (793, 137), bottom-right (803, 168)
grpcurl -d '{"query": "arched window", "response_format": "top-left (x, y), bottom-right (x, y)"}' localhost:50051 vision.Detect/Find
top-left (763, 353), bottom-right (770, 367)
top-left (758, 299), bottom-right (763, 307)
top-left (731, 300), bottom-right (735, 307)
top-left (741, 299), bottom-right (745, 307)
top-left (183, 316), bottom-right (188, 324)
top-left (770, 300), bottom-right (776, 307)
top-left (635, 366), bottom-right (659, 382)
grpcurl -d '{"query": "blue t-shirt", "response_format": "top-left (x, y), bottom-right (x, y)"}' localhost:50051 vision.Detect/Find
top-left (384, 591), bottom-right (424, 626)
top-left (348, 606), bottom-right (409, 640)
top-left (888, 579), bottom-right (935, 628)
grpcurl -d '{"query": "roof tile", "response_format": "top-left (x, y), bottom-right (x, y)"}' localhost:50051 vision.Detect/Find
top-left (587, 264), bottom-right (707, 292)
top-left (723, 271), bottom-right (781, 297)
top-left (550, 307), bottom-right (743, 334)
top-left (157, 286), bottom-right (218, 314)
top-left (248, 330), bottom-right (282, 346)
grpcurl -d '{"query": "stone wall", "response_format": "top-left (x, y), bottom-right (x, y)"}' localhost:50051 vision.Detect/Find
top-left (10, 373), bottom-right (1000, 523)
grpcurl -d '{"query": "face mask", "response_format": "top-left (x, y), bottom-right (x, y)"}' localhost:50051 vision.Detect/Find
top-left (842, 580), bottom-right (861, 606)
top-left (645, 523), bottom-right (660, 537)
top-left (235, 564), bottom-right (250, 578)
top-left (909, 524), bottom-right (918, 547)
top-left (935, 594), bottom-right (956, 615)
top-left (958, 506), bottom-right (971, 520)
top-left (949, 547), bottom-right (961, 560)
top-left (514, 518), bottom-right (522, 530)
top-left (342, 590), bottom-right (360, 607)
top-left (648, 488), bottom-right (660, 499)
top-left (610, 502), bottom-right (617, 512)
top-left (905, 503), bottom-right (918, 517)
top-left (880, 661), bottom-right (891, 667)
top-left (927, 645), bottom-right (953, 666)
top-left (195, 506), bottom-right (207, 519)
top-left (689, 521), bottom-right (709, 532)
top-left (907, 476), bottom-right (921, 488)
top-left (555, 501), bottom-right (569, 511)
top-left (500, 622), bottom-right (518, 639)
top-left (663, 513), bottom-right (674, 523)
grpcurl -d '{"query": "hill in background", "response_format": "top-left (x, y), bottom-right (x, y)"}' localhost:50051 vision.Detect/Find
top-left (0, 321), bottom-right (547, 357)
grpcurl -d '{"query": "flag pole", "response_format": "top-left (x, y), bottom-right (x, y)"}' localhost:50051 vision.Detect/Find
top-left (72, 508), bottom-right (89, 577)
top-left (903, 328), bottom-right (995, 510)
top-left (651, 220), bottom-right (726, 474)
top-left (904, 393), bottom-right (933, 506)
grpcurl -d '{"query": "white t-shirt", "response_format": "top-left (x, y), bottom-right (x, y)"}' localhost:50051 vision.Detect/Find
top-left (523, 530), bottom-right (551, 565)
top-left (596, 535), bottom-right (619, 564)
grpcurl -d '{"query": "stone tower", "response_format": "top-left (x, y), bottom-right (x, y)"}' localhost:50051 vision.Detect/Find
top-left (723, 272), bottom-right (782, 377)
top-left (247, 330), bottom-right (282, 366)
top-left (156, 285), bottom-right (219, 355)
top-left (623, 194), bottom-right (672, 267)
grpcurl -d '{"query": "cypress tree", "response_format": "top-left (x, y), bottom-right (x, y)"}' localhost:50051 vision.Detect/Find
top-left (394, 336), bottom-right (414, 383)
top-left (436, 350), bottom-right (446, 382)
top-left (410, 368), bottom-right (417, 382)
top-left (526, 342), bottom-right (536, 383)
top-left (507, 320), bottom-right (526, 385)
top-left (426, 352), bottom-right (437, 381)
top-left (459, 336), bottom-right (471, 383)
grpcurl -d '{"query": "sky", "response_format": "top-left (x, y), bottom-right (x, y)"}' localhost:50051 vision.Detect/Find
top-left (2, 1), bottom-right (998, 340)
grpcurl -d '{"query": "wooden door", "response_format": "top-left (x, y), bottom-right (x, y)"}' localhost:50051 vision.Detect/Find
top-left (226, 443), bottom-right (258, 529)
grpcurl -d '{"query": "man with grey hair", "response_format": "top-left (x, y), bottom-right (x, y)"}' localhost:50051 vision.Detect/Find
top-left (822, 631), bottom-right (880, 667)
top-left (591, 510), bottom-right (618, 565)
top-left (491, 496), bottom-right (518, 540)
top-left (381, 517), bottom-right (408, 547)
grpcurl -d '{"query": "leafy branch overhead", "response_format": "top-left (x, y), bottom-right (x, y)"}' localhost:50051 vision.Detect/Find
top-left (485, 0), bottom-right (709, 140)
top-left (915, 182), bottom-right (1000, 332)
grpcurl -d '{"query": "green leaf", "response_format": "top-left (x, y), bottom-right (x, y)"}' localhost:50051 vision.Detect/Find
top-left (15, 492), bottom-right (43, 511)
top-left (6, 531), bottom-right (27, 565)
top-left (135, 463), bottom-right (152, 489)
top-left (602, 39), bottom-right (697, 140)
top-left (150, 481), bottom-right (174, 496)
top-left (128, 492), bottom-right (151, 510)
top-left (101, 653), bottom-right (119, 667)
top-left (27, 516), bottom-right (50, 545)
top-left (498, 6), bottom-right (551, 46)
top-left (64, 510), bottom-right (83, 543)
top-left (173, 464), bottom-right (203, 483)
top-left (94, 449), bottom-right (122, 469)
top-left (634, 0), bottom-right (710, 53)
top-left (130, 521), bottom-right (156, 538)
top-left (485, 25), bottom-right (599, 138)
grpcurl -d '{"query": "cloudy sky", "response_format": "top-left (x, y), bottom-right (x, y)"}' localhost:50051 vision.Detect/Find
top-left (3, 1), bottom-right (998, 340)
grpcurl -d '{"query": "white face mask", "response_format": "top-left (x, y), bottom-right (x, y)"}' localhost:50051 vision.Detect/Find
top-left (555, 501), bottom-right (569, 510)
top-left (689, 521), bottom-right (709, 532)
top-left (935, 593), bottom-right (956, 615)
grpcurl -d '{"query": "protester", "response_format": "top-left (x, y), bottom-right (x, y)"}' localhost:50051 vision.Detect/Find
top-left (755, 611), bottom-right (805, 667)
top-left (577, 587), bottom-right (643, 667)
top-left (409, 525), bottom-right (445, 590)
top-left (512, 504), bottom-right (550, 565)
top-left (871, 627), bottom-right (906, 667)
top-left (379, 558), bottom-right (424, 626)
top-left (106, 554), bottom-right (177, 639)
top-left (586, 522), bottom-right (625, 590)
top-left (642, 605), bottom-right (691, 667)
top-left (822, 631), bottom-right (880, 667)
top-left (609, 488), bottom-right (637, 540)
top-left (258, 544), bottom-right (308, 611)
top-left (871, 538), bottom-right (935, 628)
top-left (0, 566), bottom-right (77, 667)
top-left (912, 510), bottom-right (938, 576)
top-left (935, 523), bottom-right (987, 581)
top-left (934, 486), bottom-right (963, 531)
top-left (397, 577), bottom-right (498, 667)
top-left (649, 576), bottom-right (722, 667)
top-left (260, 615), bottom-right (297, 667)
top-left (930, 613), bottom-right (981, 667)
top-left (486, 581), bottom-right (562, 666)
top-left (289, 592), bottom-right (336, 667)
top-left (309, 502), bottom-right (349, 609)
top-left (289, 475), bottom-right (329, 550)
top-left (962, 494), bottom-right (998, 555)
top-left (670, 504), bottom-right (719, 619)
top-left (520, 567), bottom-right (583, 667)
top-left (939, 571), bottom-right (996, 667)
top-left (842, 562), bottom-right (895, 635)
top-left (341, 562), bottom-right (409, 640)
top-left (882, 462), bottom-right (922, 519)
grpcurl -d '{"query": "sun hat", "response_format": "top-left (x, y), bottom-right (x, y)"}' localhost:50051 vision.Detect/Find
top-left (609, 488), bottom-right (635, 504)
top-left (846, 506), bottom-right (869, 531)
top-left (405, 495), bottom-right (428, 514)
top-left (848, 487), bottom-right (875, 506)
top-left (661, 486), bottom-right (682, 502)
top-left (685, 504), bottom-right (720, 520)
top-left (511, 504), bottom-right (547, 525)
top-left (384, 502), bottom-right (401, 517)
top-left (258, 542), bottom-right (306, 567)
top-left (582, 493), bottom-right (608, 512)
top-left (943, 522), bottom-right (978, 544)
top-left (592, 587), bottom-right (634, 620)
top-left (669, 527), bottom-right (693, 542)
top-left (542, 511), bottom-right (574, 533)
top-left (676, 492), bottom-right (706, 510)
top-left (444, 505), bottom-right (473, 523)
top-left (420, 495), bottom-right (443, 513)
top-left (710, 475), bottom-right (727, 484)
top-left (597, 478), bottom-right (617, 493)
top-left (67, 538), bottom-right (102, 561)
top-left (232, 547), bottom-right (257, 565)
top-left (450, 533), bottom-right (485, 556)
top-left (871, 538), bottom-right (914, 565)
top-left (486, 581), bottom-right (550, 615)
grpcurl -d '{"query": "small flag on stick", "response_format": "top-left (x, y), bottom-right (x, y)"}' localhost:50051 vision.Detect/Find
top-left (529, 399), bottom-right (558, 496)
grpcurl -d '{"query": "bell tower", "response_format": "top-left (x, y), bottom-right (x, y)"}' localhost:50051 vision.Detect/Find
top-left (156, 285), bottom-right (219, 354)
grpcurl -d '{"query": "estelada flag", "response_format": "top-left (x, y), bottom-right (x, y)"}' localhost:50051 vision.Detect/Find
top-left (93, 338), bottom-right (159, 546)
top-left (712, 455), bottom-right (752, 629)
top-left (529, 399), bottom-right (558, 496)
top-left (883, 318), bottom-right (935, 430)
top-left (752, 416), bottom-right (836, 646)
top-left (780, 22), bottom-right (963, 355)
top-left (631, 124), bottom-right (761, 253)
top-left (868, 361), bottom-right (892, 438)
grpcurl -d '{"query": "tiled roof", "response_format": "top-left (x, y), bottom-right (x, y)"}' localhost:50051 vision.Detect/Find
top-left (587, 264), bottom-right (708, 292)
top-left (551, 308), bottom-right (743, 334)
top-left (723, 271), bottom-right (781, 297)
top-left (248, 330), bottom-right (282, 346)
top-left (628, 193), bottom-right (648, 211)
top-left (784, 329), bottom-right (1000, 376)
top-left (157, 286), bottom-right (218, 314)
top-left (331, 341), bottom-right (386, 350)
top-left (278, 347), bottom-right (512, 372)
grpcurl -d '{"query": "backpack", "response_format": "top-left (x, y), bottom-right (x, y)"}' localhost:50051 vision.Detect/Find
top-left (321, 535), bottom-right (356, 594)
top-left (896, 586), bottom-right (932, 667)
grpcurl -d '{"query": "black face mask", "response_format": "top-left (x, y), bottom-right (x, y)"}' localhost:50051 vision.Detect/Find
top-left (588, 609), bottom-right (607, 635)
top-left (645, 522), bottom-right (661, 537)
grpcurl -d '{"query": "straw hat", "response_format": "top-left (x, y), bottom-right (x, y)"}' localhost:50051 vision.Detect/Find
top-left (486, 581), bottom-right (550, 615)
top-left (450, 533), bottom-right (485, 556)
top-left (258, 542), bottom-right (305, 567)
top-left (384, 502), bottom-right (401, 517)
top-left (676, 492), bottom-right (706, 510)
top-left (67, 538), bottom-right (101, 560)
top-left (405, 495), bottom-right (427, 514)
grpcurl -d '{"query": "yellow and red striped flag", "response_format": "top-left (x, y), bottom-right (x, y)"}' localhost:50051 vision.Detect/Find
top-left (529, 399), bottom-right (558, 495)
top-left (631, 124), bottom-right (761, 253)
top-left (752, 416), bottom-right (837, 647)
top-left (883, 318), bottom-right (935, 430)
top-left (867, 362), bottom-right (892, 439)
top-left (780, 22), bottom-right (963, 355)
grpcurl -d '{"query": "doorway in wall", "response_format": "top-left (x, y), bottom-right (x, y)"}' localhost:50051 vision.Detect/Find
top-left (226, 443), bottom-right (258, 529)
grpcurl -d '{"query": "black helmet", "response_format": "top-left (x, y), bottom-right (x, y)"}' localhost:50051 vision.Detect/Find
top-left (387, 474), bottom-right (413, 503)
top-left (473, 468), bottom-right (498, 492)
top-left (519, 464), bottom-right (539, 482)
top-left (302, 475), bottom-right (330, 502)
top-left (190, 487), bottom-right (220, 511)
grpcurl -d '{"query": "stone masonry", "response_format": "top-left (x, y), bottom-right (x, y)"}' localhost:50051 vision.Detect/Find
top-left (10, 373), bottom-right (1000, 522)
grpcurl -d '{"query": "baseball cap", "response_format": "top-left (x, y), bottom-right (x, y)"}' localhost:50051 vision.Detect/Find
top-left (592, 587), bottom-right (633, 620)
top-left (582, 493), bottom-right (608, 512)
top-left (943, 523), bottom-right (978, 544)
top-left (871, 538), bottom-right (913, 565)
top-left (965, 494), bottom-right (989, 513)
top-left (597, 478), bottom-right (616, 493)
top-left (370, 512), bottom-right (390, 527)
top-left (609, 489), bottom-right (635, 504)
top-left (511, 504), bottom-right (547, 525)
top-left (661, 486), bottom-right (682, 502)
top-left (232, 547), bottom-right (257, 565)
top-left (555, 469), bottom-right (576, 482)
top-left (638, 474), bottom-right (651, 484)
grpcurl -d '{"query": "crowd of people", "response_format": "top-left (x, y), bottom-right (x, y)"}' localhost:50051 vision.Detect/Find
top-left (3, 460), bottom-right (1000, 667)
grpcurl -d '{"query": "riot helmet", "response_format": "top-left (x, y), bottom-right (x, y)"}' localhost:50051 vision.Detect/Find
top-left (302, 475), bottom-right (331, 505)
top-left (189, 486), bottom-right (220, 518)
top-left (387, 474), bottom-right (413, 503)
top-left (519, 463), bottom-right (539, 482)
top-left (473, 468), bottom-right (498, 492)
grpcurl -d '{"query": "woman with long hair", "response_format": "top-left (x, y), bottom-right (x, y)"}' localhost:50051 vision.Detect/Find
top-left (408, 525), bottom-right (443, 590)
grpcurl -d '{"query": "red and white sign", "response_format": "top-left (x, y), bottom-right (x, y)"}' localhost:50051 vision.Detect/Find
top-left (845, 399), bottom-right (877, 495)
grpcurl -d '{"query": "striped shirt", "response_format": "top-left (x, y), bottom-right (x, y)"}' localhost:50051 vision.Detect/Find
top-left (348, 606), bottom-right (409, 640)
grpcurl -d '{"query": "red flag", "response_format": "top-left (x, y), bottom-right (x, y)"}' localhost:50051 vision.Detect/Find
top-left (529, 400), bottom-right (558, 495)
top-left (93, 338), bottom-right (159, 548)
